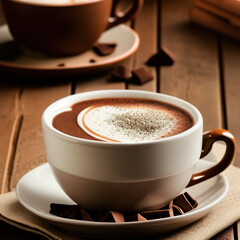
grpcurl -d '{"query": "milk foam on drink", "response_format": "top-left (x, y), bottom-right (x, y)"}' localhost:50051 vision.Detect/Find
top-left (78, 105), bottom-right (178, 143)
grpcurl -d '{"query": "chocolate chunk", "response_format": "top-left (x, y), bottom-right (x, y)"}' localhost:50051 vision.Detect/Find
top-left (131, 67), bottom-right (153, 85)
top-left (59, 206), bottom-right (79, 219)
top-left (173, 192), bottom-right (198, 212)
top-left (50, 204), bottom-right (77, 219)
top-left (111, 65), bottom-right (131, 81)
top-left (124, 213), bottom-right (138, 222)
top-left (89, 58), bottom-right (96, 63)
top-left (140, 209), bottom-right (172, 219)
top-left (49, 192), bottom-right (198, 222)
top-left (93, 42), bottom-right (117, 56)
top-left (79, 207), bottom-right (93, 221)
top-left (57, 63), bottom-right (65, 67)
top-left (146, 48), bottom-right (175, 66)
top-left (101, 211), bottom-right (124, 222)
top-left (0, 41), bottom-right (22, 60)
top-left (137, 213), bottom-right (147, 221)
top-left (170, 205), bottom-right (184, 217)
top-left (50, 203), bottom-right (93, 221)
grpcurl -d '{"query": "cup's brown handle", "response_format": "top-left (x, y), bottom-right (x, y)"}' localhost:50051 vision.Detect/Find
top-left (107, 0), bottom-right (144, 29)
top-left (187, 129), bottom-right (235, 188)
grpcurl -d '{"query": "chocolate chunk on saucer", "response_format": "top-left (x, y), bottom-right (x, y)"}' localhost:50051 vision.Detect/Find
top-left (173, 192), bottom-right (198, 212)
top-left (50, 203), bottom-right (93, 221)
top-left (140, 209), bottom-right (173, 219)
top-left (57, 63), bottom-right (65, 67)
top-left (101, 210), bottom-right (125, 223)
top-left (131, 67), bottom-right (154, 85)
top-left (111, 65), bottom-right (131, 81)
top-left (93, 42), bottom-right (117, 56)
top-left (49, 192), bottom-right (198, 222)
top-left (89, 58), bottom-right (96, 63)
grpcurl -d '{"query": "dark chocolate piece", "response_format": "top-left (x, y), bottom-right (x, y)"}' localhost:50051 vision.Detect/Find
top-left (89, 58), bottom-right (96, 63)
top-left (101, 210), bottom-right (124, 223)
top-left (131, 67), bottom-right (153, 85)
top-left (137, 213), bottom-right (147, 221)
top-left (173, 192), bottom-right (198, 212)
top-left (49, 192), bottom-right (198, 222)
top-left (111, 65), bottom-right (131, 81)
top-left (170, 205), bottom-right (184, 216)
top-left (93, 42), bottom-right (117, 56)
top-left (79, 207), bottom-right (93, 221)
top-left (50, 203), bottom-right (93, 221)
top-left (146, 48), bottom-right (175, 67)
top-left (140, 209), bottom-right (172, 219)
top-left (57, 63), bottom-right (65, 67)
top-left (0, 41), bottom-right (22, 60)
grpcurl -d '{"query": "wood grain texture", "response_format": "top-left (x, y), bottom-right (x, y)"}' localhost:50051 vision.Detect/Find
top-left (75, 71), bottom-right (125, 93)
top-left (237, 220), bottom-right (240, 239)
top-left (160, 0), bottom-right (222, 131)
top-left (9, 84), bottom-right (71, 190)
top-left (0, 87), bottom-right (19, 193)
top-left (128, 0), bottom-right (157, 92)
top-left (221, 37), bottom-right (240, 167)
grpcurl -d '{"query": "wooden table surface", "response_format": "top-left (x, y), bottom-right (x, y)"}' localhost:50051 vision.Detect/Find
top-left (0, 0), bottom-right (239, 239)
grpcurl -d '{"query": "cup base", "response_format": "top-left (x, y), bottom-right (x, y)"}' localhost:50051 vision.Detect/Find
top-left (50, 164), bottom-right (195, 212)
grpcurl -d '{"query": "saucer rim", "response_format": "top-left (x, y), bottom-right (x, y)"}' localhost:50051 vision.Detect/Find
top-left (0, 24), bottom-right (139, 72)
top-left (16, 160), bottom-right (229, 227)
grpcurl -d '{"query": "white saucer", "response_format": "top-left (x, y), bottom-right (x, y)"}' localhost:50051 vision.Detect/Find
top-left (16, 153), bottom-right (228, 239)
top-left (0, 24), bottom-right (139, 77)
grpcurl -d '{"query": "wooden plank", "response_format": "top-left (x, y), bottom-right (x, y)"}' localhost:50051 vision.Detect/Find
top-left (9, 84), bottom-right (71, 190)
top-left (0, 86), bottom-right (19, 116)
top-left (128, 0), bottom-right (157, 92)
top-left (0, 114), bottom-right (21, 193)
top-left (75, 72), bottom-right (125, 93)
top-left (221, 37), bottom-right (240, 167)
top-left (0, 87), bottom-right (19, 193)
top-left (160, 0), bottom-right (222, 131)
top-left (237, 220), bottom-right (240, 239)
top-left (211, 225), bottom-right (235, 240)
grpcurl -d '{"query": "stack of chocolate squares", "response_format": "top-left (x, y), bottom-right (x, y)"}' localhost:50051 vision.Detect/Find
top-left (50, 192), bottom-right (198, 223)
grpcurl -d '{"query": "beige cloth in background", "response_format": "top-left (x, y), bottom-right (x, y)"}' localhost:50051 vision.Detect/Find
top-left (0, 164), bottom-right (240, 240)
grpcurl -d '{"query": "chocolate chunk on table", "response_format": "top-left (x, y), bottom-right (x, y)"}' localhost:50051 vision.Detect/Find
top-left (111, 65), bottom-right (131, 81)
top-left (146, 48), bottom-right (175, 66)
top-left (93, 42), bottom-right (117, 56)
top-left (131, 67), bottom-right (154, 85)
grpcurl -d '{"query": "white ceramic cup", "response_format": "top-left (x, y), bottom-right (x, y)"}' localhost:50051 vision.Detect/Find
top-left (42, 90), bottom-right (235, 211)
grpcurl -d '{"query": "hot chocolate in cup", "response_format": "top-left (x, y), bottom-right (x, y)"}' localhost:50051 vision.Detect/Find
top-left (42, 90), bottom-right (235, 211)
top-left (2, 0), bottom-right (143, 56)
